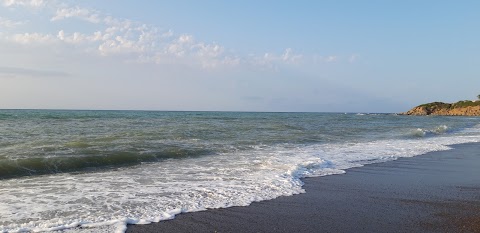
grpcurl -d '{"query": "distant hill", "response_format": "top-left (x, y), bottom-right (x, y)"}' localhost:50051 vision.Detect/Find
top-left (401, 100), bottom-right (480, 116)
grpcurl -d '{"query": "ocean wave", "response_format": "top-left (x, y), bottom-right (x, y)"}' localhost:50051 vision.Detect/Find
top-left (2, 111), bottom-right (480, 232)
top-left (2, 127), bottom-right (480, 232)
top-left (0, 148), bottom-right (213, 179)
top-left (410, 125), bottom-right (449, 137)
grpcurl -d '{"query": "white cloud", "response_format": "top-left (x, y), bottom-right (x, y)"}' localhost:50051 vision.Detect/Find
top-left (161, 29), bottom-right (174, 38)
top-left (0, 17), bottom-right (26, 28)
top-left (159, 34), bottom-right (240, 68)
top-left (281, 48), bottom-right (302, 63)
top-left (194, 44), bottom-right (239, 69)
top-left (51, 7), bottom-right (101, 23)
top-left (56, 30), bottom-right (65, 40)
top-left (3, 0), bottom-right (45, 7)
top-left (98, 26), bottom-right (158, 56)
top-left (178, 34), bottom-right (193, 44)
top-left (325, 55), bottom-right (338, 62)
top-left (312, 54), bottom-right (342, 63)
top-left (1, 1), bottom-right (348, 70)
top-left (10, 32), bottom-right (57, 44)
top-left (166, 34), bottom-right (194, 57)
top-left (57, 30), bottom-right (92, 44)
top-left (254, 48), bottom-right (303, 69)
top-left (196, 43), bottom-right (224, 58)
top-left (98, 35), bottom-right (145, 55)
top-left (349, 54), bottom-right (359, 63)
top-left (89, 31), bottom-right (103, 41)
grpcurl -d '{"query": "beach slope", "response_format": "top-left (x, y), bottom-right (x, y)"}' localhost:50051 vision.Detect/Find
top-left (127, 143), bottom-right (480, 233)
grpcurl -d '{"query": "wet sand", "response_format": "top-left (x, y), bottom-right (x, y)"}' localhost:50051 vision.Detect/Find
top-left (127, 143), bottom-right (480, 233)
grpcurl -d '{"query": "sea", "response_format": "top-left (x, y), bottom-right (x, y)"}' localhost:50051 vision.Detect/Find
top-left (1, 110), bottom-right (480, 232)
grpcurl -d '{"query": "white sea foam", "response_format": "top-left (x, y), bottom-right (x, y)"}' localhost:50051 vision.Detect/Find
top-left (411, 124), bottom-right (449, 137)
top-left (1, 125), bottom-right (480, 232)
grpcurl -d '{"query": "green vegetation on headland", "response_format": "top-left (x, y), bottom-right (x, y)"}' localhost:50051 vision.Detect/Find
top-left (402, 97), bottom-right (480, 116)
top-left (419, 100), bottom-right (480, 109)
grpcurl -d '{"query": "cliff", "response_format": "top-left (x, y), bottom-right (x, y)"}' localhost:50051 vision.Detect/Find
top-left (402, 101), bottom-right (480, 116)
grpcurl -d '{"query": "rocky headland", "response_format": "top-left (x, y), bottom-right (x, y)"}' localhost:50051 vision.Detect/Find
top-left (402, 101), bottom-right (480, 116)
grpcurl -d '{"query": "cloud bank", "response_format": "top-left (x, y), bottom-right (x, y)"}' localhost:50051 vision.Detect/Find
top-left (0, 0), bottom-right (376, 112)
top-left (1, 1), bottom-right (357, 70)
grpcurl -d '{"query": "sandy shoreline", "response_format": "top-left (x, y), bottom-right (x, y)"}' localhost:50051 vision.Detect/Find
top-left (127, 143), bottom-right (480, 233)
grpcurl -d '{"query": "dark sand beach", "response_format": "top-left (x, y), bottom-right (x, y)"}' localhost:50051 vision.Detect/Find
top-left (127, 143), bottom-right (480, 233)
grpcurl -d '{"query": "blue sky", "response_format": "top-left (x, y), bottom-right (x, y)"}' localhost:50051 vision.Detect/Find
top-left (0, 0), bottom-right (479, 112)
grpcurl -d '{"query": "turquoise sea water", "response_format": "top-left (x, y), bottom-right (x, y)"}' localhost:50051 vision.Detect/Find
top-left (1, 110), bottom-right (480, 232)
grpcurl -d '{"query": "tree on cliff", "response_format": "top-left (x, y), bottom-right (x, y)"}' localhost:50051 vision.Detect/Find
top-left (478, 94), bottom-right (480, 100)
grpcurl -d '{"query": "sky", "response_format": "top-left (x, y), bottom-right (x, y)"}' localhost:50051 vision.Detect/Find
top-left (0, 0), bottom-right (479, 112)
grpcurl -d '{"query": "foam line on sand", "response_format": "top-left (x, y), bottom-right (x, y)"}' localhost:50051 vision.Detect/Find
top-left (127, 143), bottom-right (480, 233)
